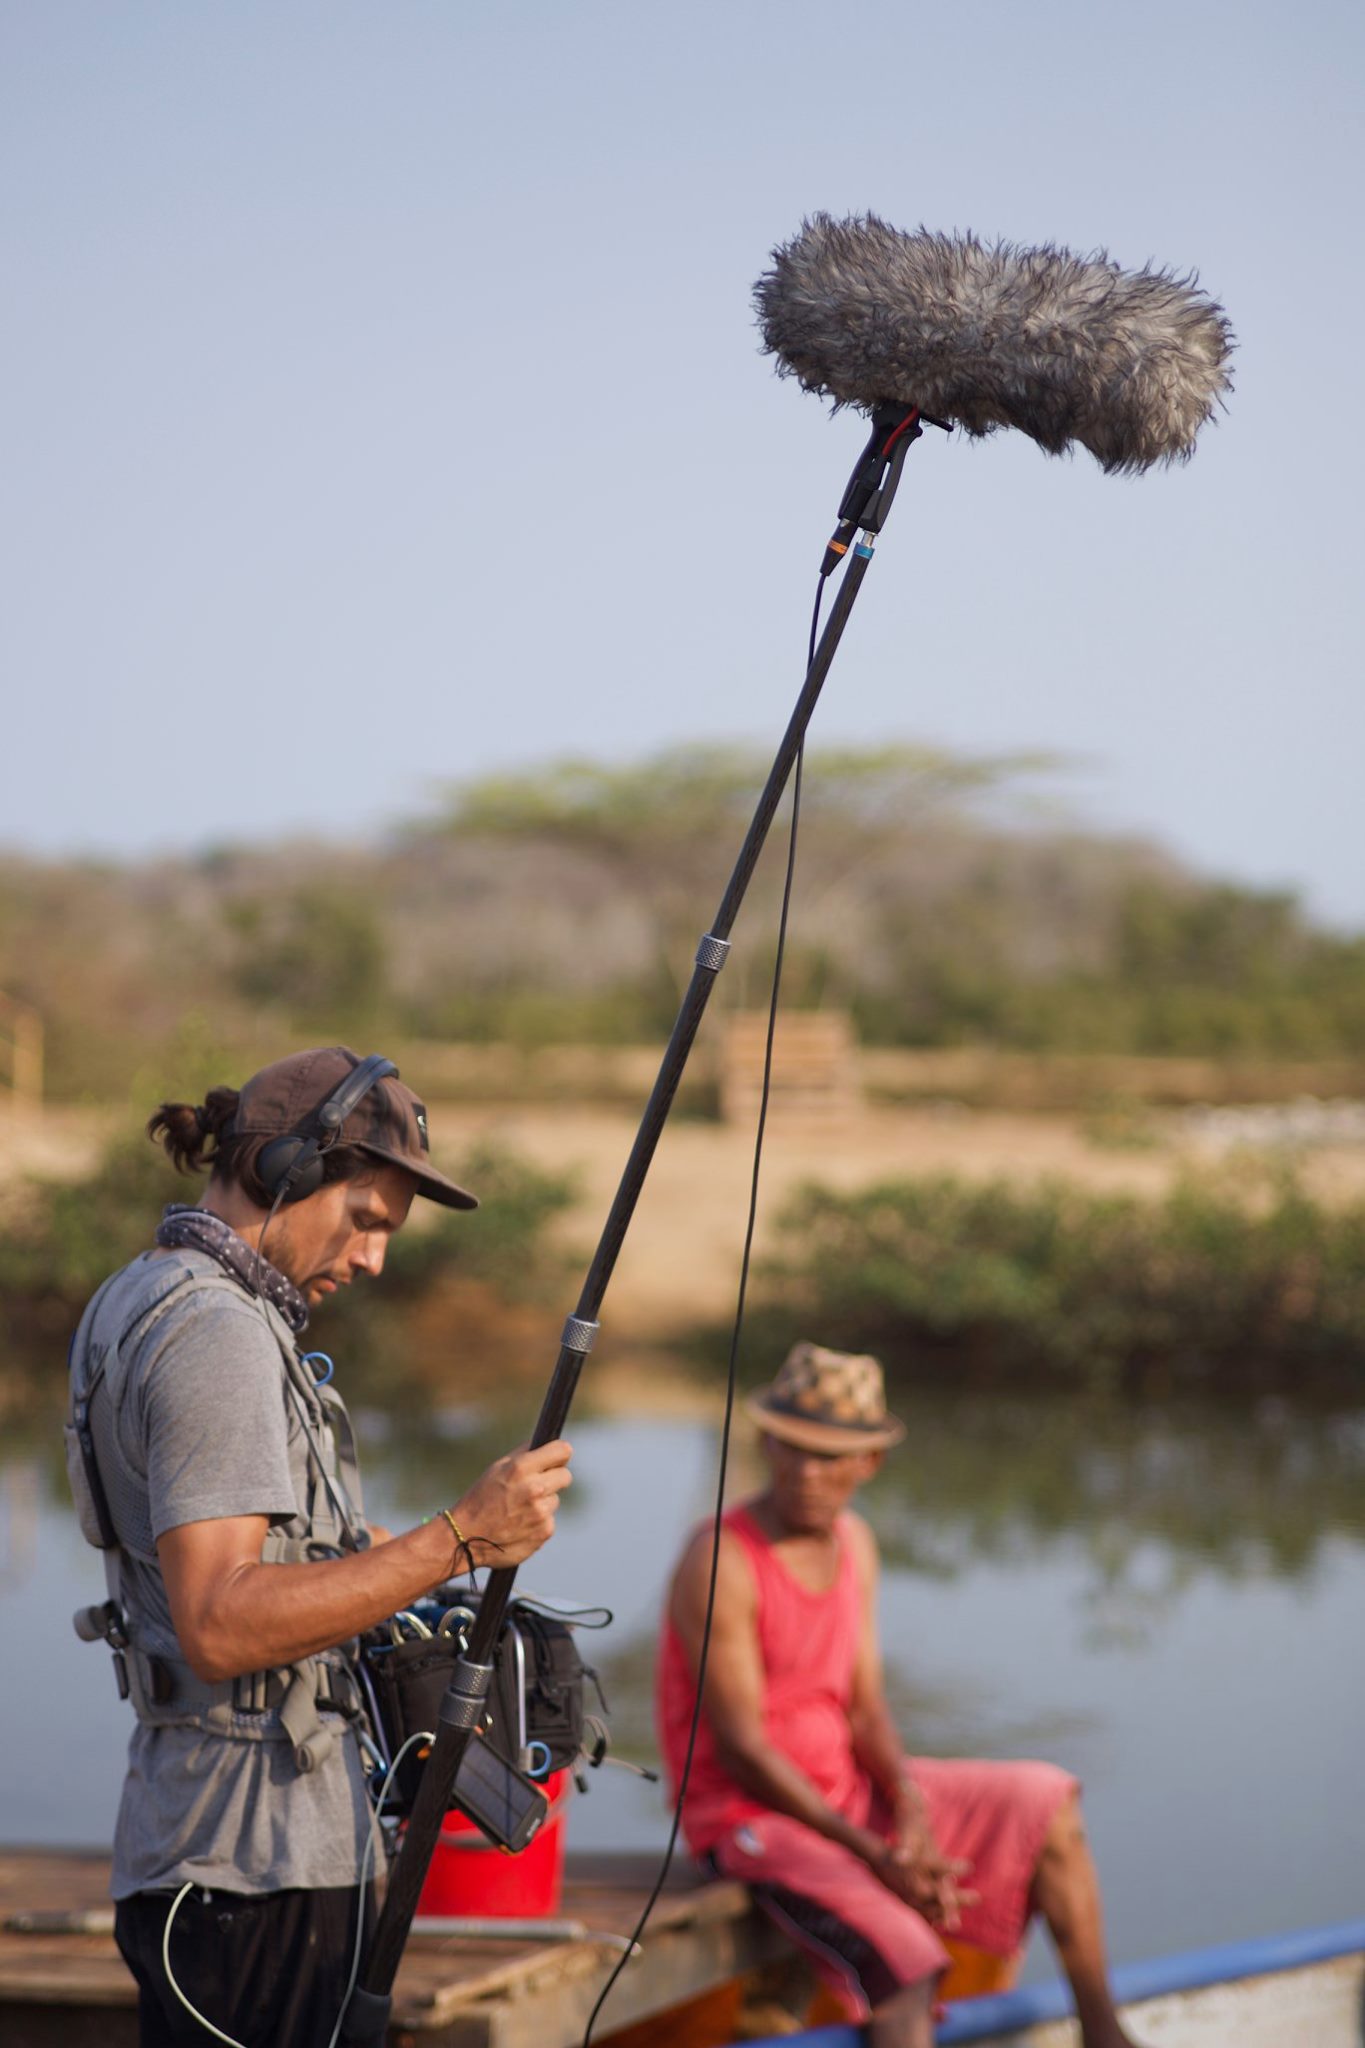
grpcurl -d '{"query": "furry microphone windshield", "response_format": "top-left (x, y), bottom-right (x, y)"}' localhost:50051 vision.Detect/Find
top-left (754, 212), bottom-right (1234, 475)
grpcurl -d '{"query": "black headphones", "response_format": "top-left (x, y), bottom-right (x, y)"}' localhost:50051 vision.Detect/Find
top-left (256, 1054), bottom-right (399, 1208)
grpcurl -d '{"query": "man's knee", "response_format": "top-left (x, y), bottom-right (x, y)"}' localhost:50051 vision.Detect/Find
top-left (1041, 1786), bottom-right (1088, 1857)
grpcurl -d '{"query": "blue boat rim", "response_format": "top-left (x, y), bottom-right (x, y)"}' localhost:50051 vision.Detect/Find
top-left (729, 1918), bottom-right (1365, 2048)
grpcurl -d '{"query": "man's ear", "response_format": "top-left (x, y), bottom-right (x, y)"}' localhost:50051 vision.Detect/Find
top-left (859, 1448), bottom-right (885, 1482)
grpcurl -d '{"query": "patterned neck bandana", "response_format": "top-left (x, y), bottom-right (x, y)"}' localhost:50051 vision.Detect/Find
top-left (155, 1204), bottom-right (310, 1334)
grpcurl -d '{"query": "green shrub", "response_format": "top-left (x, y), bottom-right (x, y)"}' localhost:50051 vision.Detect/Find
top-left (757, 1169), bottom-right (1365, 1394)
top-left (0, 1131), bottom-right (184, 1340)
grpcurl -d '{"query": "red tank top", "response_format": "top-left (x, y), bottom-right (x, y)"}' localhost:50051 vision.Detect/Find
top-left (655, 1501), bottom-right (864, 1855)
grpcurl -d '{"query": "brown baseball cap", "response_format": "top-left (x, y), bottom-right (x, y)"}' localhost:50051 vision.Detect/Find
top-left (231, 1046), bottom-right (478, 1210)
top-left (743, 1341), bottom-right (906, 1455)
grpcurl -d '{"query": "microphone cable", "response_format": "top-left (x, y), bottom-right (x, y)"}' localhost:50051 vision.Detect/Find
top-left (580, 576), bottom-right (827, 2046)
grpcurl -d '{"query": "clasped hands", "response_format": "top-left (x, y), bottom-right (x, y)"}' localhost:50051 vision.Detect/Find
top-left (873, 1804), bottom-right (979, 1931)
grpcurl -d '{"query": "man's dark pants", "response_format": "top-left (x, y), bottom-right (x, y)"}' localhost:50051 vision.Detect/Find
top-left (115, 1884), bottom-right (374, 2047)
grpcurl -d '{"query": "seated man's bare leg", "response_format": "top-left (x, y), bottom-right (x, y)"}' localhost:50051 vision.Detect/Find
top-left (1029, 1790), bottom-right (1143, 2048)
top-left (869, 1976), bottom-right (935, 2048)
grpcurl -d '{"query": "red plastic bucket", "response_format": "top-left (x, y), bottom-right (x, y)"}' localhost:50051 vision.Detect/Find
top-left (415, 1771), bottom-right (569, 1919)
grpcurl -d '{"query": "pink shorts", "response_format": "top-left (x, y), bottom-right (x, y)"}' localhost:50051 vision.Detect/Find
top-left (706, 1758), bottom-right (1077, 2017)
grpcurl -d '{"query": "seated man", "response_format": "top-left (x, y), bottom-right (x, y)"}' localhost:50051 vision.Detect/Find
top-left (657, 1343), bottom-right (1140, 2048)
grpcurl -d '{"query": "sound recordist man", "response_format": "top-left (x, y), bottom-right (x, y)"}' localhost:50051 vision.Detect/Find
top-left (65, 1046), bottom-right (573, 2047)
top-left (658, 1343), bottom-right (1142, 2048)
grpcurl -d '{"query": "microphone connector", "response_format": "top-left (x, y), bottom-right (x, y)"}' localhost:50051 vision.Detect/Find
top-left (819, 519), bottom-right (856, 580)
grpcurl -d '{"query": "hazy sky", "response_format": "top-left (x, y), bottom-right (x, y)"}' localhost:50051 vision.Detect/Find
top-left (4, 2), bottom-right (1362, 923)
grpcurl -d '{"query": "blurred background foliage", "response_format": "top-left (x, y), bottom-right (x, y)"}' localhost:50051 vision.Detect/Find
top-left (744, 1166), bottom-right (1365, 1397)
top-left (5, 743), bottom-right (1365, 1102)
top-left (0, 1121), bottom-right (577, 1418)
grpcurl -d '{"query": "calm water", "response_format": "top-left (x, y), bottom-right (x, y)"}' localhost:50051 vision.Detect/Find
top-left (2, 1371), bottom-right (1362, 1989)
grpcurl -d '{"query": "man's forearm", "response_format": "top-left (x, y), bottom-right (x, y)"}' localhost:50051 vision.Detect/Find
top-left (165, 1440), bottom-right (571, 1682)
top-left (849, 1702), bottom-right (921, 1822)
top-left (715, 1731), bottom-right (888, 1866)
top-left (182, 1519), bottom-right (462, 1680)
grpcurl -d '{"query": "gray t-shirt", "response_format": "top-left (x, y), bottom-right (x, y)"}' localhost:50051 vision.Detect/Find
top-left (82, 1248), bottom-right (372, 1899)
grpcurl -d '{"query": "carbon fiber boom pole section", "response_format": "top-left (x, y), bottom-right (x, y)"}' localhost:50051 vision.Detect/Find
top-left (341, 410), bottom-right (926, 2040)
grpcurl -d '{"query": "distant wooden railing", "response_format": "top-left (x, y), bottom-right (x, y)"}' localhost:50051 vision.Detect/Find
top-left (720, 1009), bottom-right (861, 1125)
top-left (0, 993), bottom-right (43, 1111)
top-left (386, 1037), bottom-right (1365, 1115)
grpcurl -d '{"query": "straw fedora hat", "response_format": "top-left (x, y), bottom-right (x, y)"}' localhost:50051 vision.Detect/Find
top-left (743, 1342), bottom-right (906, 1455)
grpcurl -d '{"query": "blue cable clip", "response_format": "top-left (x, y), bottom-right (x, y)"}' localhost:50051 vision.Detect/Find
top-left (301, 1351), bottom-right (335, 1386)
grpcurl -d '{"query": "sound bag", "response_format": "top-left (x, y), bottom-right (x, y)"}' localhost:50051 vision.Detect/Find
top-left (359, 1588), bottom-right (609, 1815)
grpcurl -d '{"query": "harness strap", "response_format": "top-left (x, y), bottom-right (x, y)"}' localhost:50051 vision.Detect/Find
top-left (68, 1257), bottom-right (368, 1768)
top-left (66, 1272), bottom-right (125, 1553)
top-left (279, 1659), bottom-right (339, 1773)
top-left (116, 1639), bottom-right (362, 1762)
top-left (279, 1346), bottom-right (366, 1554)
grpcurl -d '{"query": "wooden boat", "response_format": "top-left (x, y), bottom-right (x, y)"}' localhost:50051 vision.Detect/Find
top-left (0, 1844), bottom-right (785, 2047)
top-left (6, 1846), bottom-right (1361, 2047)
top-left (731, 1918), bottom-right (1365, 2045)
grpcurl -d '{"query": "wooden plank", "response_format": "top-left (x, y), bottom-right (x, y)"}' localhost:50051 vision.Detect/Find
top-left (0, 1946), bottom-right (138, 2006)
top-left (0, 1850), bottom-right (113, 1916)
top-left (0, 1847), bottom-right (132, 2014)
top-left (0, 2004), bottom-right (138, 2048)
top-left (394, 1880), bottom-right (756, 2018)
top-left (396, 1905), bottom-right (789, 2046)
